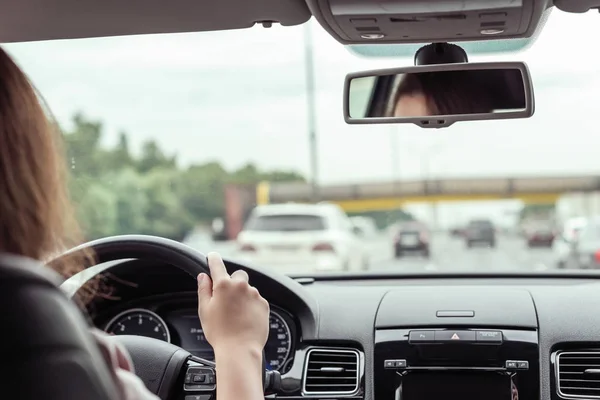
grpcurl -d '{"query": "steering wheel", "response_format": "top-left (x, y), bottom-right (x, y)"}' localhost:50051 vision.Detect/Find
top-left (52, 235), bottom-right (277, 400)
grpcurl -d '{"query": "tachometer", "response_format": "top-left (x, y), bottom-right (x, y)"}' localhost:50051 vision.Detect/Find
top-left (265, 311), bottom-right (292, 372)
top-left (105, 308), bottom-right (171, 343)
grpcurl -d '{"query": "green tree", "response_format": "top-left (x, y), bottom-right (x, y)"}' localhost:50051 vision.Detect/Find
top-left (141, 168), bottom-right (194, 240)
top-left (76, 182), bottom-right (119, 240)
top-left (177, 162), bottom-right (228, 222)
top-left (108, 168), bottom-right (148, 234)
top-left (137, 140), bottom-right (177, 173)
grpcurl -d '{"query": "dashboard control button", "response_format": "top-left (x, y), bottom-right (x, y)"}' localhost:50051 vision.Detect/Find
top-left (384, 360), bottom-right (396, 368)
top-left (506, 360), bottom-right (518, 369)
top-left (517, 361), bottom-right (529, 370)
top-left (396, 359), bottom-right (407, 368)
top-left (476, 331), bottom-right (503, 343)
top-left (435, 330), bottom-right (476, 342)
top-left (409, 330), bottom-right (435, 343)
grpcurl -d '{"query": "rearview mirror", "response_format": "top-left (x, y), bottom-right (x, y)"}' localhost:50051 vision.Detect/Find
top-left (344, 62), bottom-right (534, 128)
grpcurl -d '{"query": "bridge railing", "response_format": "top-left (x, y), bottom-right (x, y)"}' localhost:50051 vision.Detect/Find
top-left (264, 176), bottom-right (600, 203)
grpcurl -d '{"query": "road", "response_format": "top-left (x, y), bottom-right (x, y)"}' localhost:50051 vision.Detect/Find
top-left (185, 232), bottom-right (558, 273)
top-left (370, 233), bottom-right (557, 273)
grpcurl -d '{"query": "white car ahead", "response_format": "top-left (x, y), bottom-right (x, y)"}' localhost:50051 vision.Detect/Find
top-left (236, 203), bottom-right (368, 273)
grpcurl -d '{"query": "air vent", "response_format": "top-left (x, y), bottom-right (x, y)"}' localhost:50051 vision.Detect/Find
top-left (557, 351), bottom-right (600, 398)
top-left (303, 348), bottom-right (360, 395)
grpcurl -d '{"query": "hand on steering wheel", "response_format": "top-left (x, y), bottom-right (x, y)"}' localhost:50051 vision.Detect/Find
top-left (198, 252), bottom-right (270, 357)
top-left (55, 235), bottom-right (284, 400)
top-left (197, 253), bottom-right (270, 400)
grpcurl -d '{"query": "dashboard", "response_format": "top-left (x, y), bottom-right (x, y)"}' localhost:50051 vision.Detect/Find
top-left (79, 258), bottom-right (600, 400)
top-left (101, 302), bottom-right (296, 373)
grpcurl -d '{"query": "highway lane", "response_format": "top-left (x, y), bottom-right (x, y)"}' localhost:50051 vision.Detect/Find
top-left (370, 232), bottom-right (557, 273)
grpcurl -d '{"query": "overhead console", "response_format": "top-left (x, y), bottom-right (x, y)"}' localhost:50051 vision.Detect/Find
top-left (304, 0), bottom-right (550, 45)
top-left (373, 288), bottom-right (539, 400)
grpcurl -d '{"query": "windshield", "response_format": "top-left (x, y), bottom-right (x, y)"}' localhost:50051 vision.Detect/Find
top-left (7, 11), bottom-right (600, 275)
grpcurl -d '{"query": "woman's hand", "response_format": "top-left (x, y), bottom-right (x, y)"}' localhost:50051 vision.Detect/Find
top-left (197, 252), bottom-right (269, 400)
top-left (197, 252), bottom-right (270, 356)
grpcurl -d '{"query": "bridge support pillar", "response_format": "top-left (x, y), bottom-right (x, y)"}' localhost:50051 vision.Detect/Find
top-left (431, 202), bottom-right (439, 232)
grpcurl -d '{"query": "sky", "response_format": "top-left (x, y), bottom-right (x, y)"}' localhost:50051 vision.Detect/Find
top-left (4, 9), bottom-right (600, 226)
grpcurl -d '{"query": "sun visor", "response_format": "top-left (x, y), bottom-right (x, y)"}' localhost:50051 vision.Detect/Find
top-left (306, 0), bottom-right (550, 45)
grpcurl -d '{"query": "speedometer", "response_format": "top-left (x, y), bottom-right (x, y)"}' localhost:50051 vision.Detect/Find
top-left (104, 308), bottom-right (171, 343)
top-left (265, 311), bottom-right (292, 371)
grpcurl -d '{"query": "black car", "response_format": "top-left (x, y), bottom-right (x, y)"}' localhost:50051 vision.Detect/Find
top-left (465, 219), bottom-right (496, 248)
top-left (394, 222), bottom-right (430, 258)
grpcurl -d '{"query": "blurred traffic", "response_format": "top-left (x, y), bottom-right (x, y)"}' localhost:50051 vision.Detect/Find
top-left (183, 202), bottom-right (600, 273)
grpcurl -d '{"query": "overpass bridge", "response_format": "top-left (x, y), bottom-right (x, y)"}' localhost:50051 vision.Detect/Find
top-left (255, 175), bottom-right (600, 212)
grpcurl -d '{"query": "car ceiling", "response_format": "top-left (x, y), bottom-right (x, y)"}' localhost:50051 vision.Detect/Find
top-left (0, 0), bottom-right (311, 43)
top-left (0, 0), bottom-right (599, 46)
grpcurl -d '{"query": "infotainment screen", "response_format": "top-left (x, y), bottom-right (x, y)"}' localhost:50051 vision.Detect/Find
top-left (401, 371), bottom-right (513, 400)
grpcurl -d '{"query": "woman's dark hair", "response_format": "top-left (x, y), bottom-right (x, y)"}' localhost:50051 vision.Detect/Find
top-left (0, 47), bottom-right (100, 304)
top-left (388, 70), bottom-right (505, 116)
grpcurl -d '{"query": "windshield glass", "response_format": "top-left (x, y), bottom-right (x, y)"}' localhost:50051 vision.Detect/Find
top-left (7, 11), bottom-right (600, 274)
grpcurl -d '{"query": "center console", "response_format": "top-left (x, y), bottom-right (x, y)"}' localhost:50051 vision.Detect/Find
top-left (375, 328), bottom-right (539, 400)
top-left (374, 288), bottom-right (540, 400)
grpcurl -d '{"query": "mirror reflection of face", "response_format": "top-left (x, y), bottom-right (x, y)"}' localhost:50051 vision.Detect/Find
top-left (393, 93), bottom-right (431, 117)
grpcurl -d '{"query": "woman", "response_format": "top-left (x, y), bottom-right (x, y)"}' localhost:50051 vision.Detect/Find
top-left (0, 45), bottom-right (268, 400)
top-left (388, 71), bottom-right (496, 117)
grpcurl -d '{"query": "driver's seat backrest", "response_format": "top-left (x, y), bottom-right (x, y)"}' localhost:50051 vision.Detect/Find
top-left (0, 253), bottom-right (119, 400)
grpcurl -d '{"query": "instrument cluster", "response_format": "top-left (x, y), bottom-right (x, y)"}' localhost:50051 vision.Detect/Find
top-left (104, 304), bottom-right (296, 373)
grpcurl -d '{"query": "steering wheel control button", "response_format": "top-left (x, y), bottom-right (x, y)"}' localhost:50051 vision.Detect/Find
top-left (396, 359), bottom-right (407, 368)
top-left (185, 396), bottom-right (212, 400)
top-left (506, 360), bottom-right (518, 370)
top-left (476, 331), bottom-right (503, 343)
top-left (434, 330), bottom-right (476, 342)
top-left (409, 330), bottom-right (435, 343)
top-left (184, 367), bottom-right (216, 392)
top-left (516, 361), bottom-right (529, 370)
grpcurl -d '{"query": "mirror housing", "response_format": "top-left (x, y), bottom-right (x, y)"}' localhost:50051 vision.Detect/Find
top-left (344, 61), bottom-right (534, 128)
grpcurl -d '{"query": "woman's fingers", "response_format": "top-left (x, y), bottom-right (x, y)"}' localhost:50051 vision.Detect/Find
top-left (231, 269), bottom-right (249, 283)
top-left (197, 273), bottom-right (213, 315)
top-left (207, 252), bottom-right (229, 282)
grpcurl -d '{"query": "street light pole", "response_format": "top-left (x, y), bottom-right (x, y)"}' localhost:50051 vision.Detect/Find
top-left (423, 141), bottom-right (444, 231)
top-left (304, 21), bottom-right (319, 202)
